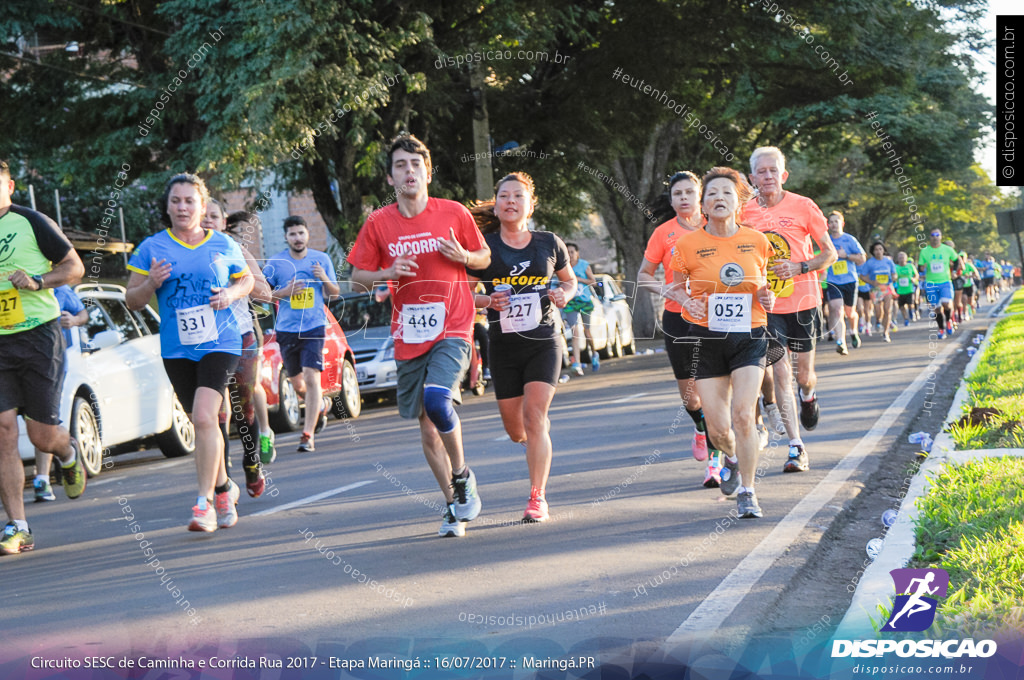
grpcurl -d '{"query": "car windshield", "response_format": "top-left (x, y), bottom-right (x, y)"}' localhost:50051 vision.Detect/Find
top-left (332, 295), bottom-right (392, 331)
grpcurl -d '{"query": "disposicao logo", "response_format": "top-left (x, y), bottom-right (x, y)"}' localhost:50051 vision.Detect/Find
top-left (832, 568), bottom-right (998, 659)
top-left (881, 568), bottom-right (948, 632)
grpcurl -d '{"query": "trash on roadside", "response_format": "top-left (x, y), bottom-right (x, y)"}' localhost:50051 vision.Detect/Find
top-left (973, 334), bottom-right (983, 345)
top-left (908, 432), bottom-right (930, 444)
top-left (881, 509), bottom-right (897, 527)
top-left (966, 347), bottom-right (977, 358)
top-left (866, 538), bottom-right (884, 560)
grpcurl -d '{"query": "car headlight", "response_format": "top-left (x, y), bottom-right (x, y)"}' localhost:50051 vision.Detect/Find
top-left (382, 343), bottom-right (395, 361)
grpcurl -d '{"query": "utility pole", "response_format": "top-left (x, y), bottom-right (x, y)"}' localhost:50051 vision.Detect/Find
top-left (469, 61), bottom-right (493, 201)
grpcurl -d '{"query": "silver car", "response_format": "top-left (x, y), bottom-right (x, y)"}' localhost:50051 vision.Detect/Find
top-left (330, 291), bottom-right (397, 400)
top-left (562, 273), bottom-right (637, 362)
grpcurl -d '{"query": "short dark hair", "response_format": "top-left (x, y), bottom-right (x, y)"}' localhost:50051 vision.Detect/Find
top-left (667, 171), bottom-right (700, 194)
top-left (283, 215), bottom-right (307, 231)
top-left (227, 210), bottom-right (260, 232)
top-left (870, 241), bottom-right (886, 254)
top-left (386, 133), bottom-right (432, 177)
top-left (566, 242), bottom-right (579, 251)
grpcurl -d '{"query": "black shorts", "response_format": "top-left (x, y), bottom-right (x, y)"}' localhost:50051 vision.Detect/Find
top-left (163, 352), bottom-right (240, 413)
top-left (688, 326), bottom-right (769, 380)
top-left (982, 276), bottom-right (995, 290)
top-left (489, 336), bottom-right (562, 399)
top-left (824, 281), bottom-right (857, 307)
top-left (767, 307), bottom-right (822, 353)
top-left (0, 320), bottom-right (65, 425)
top-left (952, 277), bottom-right (965, 291)
top-left (897, 293), bottom-right (915, 307)
top-left (857, 289), bottom-right (871, 302)
top-left (662, 310), bottom-right (700, 381)
top-left (277, 326), bottom-right (326, 376)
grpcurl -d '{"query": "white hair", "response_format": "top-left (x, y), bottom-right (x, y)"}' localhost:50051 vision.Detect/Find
top-left (749, 146), bottom-right (787, 174)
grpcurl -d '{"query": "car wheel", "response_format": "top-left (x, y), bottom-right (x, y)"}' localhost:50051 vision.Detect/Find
top-left (332, 359), bottom-right (362, 419)
top-left (71, 396), bottom-right (103, 476)
top-left (155, 395), bottom-right (196, 459)
top-left (269, 368), bottom-right (302, 432)
top-left (600, 326), bottom-right (622, 360)
top-left (622, 334), bottom-right (637, 355)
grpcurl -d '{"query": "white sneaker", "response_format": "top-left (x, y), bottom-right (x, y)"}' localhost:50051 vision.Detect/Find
top-left (188, 503), bottom-right (217, 532)
top-left (760, 398), bottom-right (786, 435)
top-left (438, 503), bottom-right (465, 538)
top-left (757, 423), bottom-right (769, 450)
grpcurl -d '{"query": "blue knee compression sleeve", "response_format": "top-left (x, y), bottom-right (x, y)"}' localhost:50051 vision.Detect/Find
top-left (423, 385), bottom-right (459, 433)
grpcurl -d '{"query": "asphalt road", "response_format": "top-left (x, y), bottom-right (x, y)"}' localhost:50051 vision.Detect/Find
top-left (0, 305), bottom-right (992, 677)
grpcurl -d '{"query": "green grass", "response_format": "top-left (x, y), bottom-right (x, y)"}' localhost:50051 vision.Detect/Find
top-left (949, 288), bottom-right (1024, 449)
top-left (1005, 287), bottom-right (1024, 316)
top-left (907, 457), bottom-right (1024, 637)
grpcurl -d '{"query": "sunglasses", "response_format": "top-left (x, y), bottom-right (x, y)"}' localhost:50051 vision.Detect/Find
top-left (930, 232), bottom-right (941, 237)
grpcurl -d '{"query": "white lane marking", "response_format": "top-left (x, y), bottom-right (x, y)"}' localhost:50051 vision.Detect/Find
top-left (612, 393), bottom-right (648, 404)
top-left (666, 342), bottom-right (959, 645)
top-left (86, 475), bottom-right (122, 487)
top-left (251, 480), bottom-right (377, 517)
top-left (493, 434), bottom-right (511, 441)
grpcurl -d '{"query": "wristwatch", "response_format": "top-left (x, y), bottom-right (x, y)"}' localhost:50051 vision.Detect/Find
top-left (800, 262), bottom-right (809, 275)
top-left (30, 274), bottom-right (45, 290)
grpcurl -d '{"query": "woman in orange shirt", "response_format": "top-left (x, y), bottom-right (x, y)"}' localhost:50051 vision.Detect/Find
top-left (668, 167), bottom-right (775, 519)
top-left (637, 171), bottom-right (721, 485)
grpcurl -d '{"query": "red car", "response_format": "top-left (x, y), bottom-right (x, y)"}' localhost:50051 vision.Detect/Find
top-left (258, 303), bottom-right (362, 432)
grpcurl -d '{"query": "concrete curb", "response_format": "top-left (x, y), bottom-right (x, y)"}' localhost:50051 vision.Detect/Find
top-left (835, 298), bottom-right (1022, 638)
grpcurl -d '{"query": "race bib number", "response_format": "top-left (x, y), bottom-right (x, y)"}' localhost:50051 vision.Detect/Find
top-left (401, 302), bottom-right (444, 344)
top-left (500, 292), bottom-right (542, 333)
top-left (708, 293), bottom-right (752, 333)
top-left (176, 305), bottom-right (217, 345)
top-left (764, 232), bottom-right (795, 299)
top-left (875, 274), bottom-right (889, 285)
top-left (930, 260), bottom-right (946, 274)
top-left (832, 260), bottom-right (849, 275)
top-left (898, 277), bottom-right (910, 288)
top-left (290, 286), bottom-right (314, 309)
top-left (0, 288), bottom-right (25, 327)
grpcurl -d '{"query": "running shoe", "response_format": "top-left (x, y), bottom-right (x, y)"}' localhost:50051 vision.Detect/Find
top-left (0, 522), bottom-right (33, 554)
top-left (188, 503), bottom-right (217, 532)
top-left (522, 488), bottom-right (549, 523)
top-left (314, 397), bottom-right (330, 434)
top-left (865, 324), bottom-right (872, 337)
top-left (297, 432), bottom-right (315, 452)
top-left (737, 491), bottom-right (763, 519)
top-left (571, 362), bottom-right (584, 377)
top-left (827, 330), bottom-right (835, 342)
top-left (60, 439), bottom-right (86, 499)
top-left (719, 455), bottom-right (741, 496)
top-left (591, 353), bottom-right (600, 372)
top-left (760, 398), bottom-right (786, 435)
top-left (702, 460), bottom-right (722, 488)
top-left (34, 479), bottom-right (56, 502)
top-left (259, 431), bottom-right (277, 464)
top-left (836, 341), bottom-right (849, 356)
top-left (243, 461), bottom-right (265, 498)
top-left (850, 333), bottom-right (861, 349)
top-left (883, 333), bottom-right (891, 343)
top-left (799, 395), bottom-right (819, 431)
top-left (904, 319), bottom-right (910, 327)
top-left (439, 503), bottom-right (465, 538)
top-left (451, 468), bottom-right (482, 522)
top-left (938, 330), bottom-right (945, 340)
top-left (783, 444), bottom-right (809, 472)
top-left (692, 432), bottom-right (709, 461)
top-left (215, 480), bottom-right (240, 528)
top-left (757, 423), bottom-right (769, 451)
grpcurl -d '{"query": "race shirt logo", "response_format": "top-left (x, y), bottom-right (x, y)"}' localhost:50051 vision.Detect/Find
top-left (509, 260), bottom-right (532, 277)
top-left (720, 262), bottom-right (745, 286)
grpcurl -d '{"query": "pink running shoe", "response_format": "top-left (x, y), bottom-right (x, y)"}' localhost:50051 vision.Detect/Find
top-left (522, 488), bottom-right (549, 523)
top-left (692, 432), bottom-right (709, 461)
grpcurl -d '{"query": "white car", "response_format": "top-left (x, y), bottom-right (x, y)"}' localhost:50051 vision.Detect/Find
top-left (563, 274), bottom-right (637, 362)
top-left (18, 284), bottom-right (195, 475)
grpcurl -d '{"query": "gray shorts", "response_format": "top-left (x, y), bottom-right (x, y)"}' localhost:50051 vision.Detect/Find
top-left (396, 339), bottom-right (470, 420)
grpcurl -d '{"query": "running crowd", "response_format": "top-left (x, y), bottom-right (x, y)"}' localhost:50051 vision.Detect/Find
top-left (0, 138), bottom-right (1018, 553)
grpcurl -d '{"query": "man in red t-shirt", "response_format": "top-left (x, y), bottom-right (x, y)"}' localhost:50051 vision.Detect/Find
top-left (740, 147), bottom-right (837, 474)
top-left (348, 134), bottom-right (490, 538)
